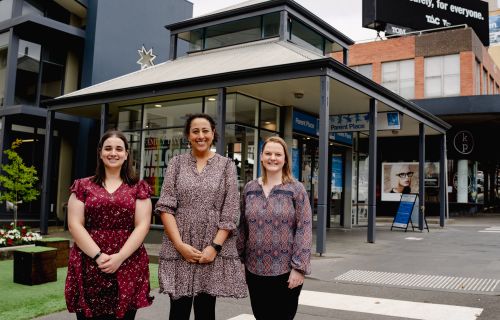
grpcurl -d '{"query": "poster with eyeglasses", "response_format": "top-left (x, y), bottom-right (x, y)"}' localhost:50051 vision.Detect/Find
top-left (382, 162), bottom-right (419, 201)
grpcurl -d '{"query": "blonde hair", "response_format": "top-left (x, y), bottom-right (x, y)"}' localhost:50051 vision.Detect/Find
top-left (260, 136), bottom-right (294, 185)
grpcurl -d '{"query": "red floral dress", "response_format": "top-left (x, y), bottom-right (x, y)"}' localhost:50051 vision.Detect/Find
top-left (65, 178), bottom-right (153, 318)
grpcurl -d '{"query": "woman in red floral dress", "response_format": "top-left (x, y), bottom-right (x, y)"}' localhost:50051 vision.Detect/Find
top-left (65, 130), bottom-right (153, 319)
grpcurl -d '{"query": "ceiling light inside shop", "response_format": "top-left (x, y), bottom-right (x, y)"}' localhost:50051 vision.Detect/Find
top-left (154, 104), bottom-right (162, 107)
top-left (207, 97), bottom-right (216, 101)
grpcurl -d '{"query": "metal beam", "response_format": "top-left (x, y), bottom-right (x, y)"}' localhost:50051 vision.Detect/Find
top-left (419, 123), bottom-right (425, 231)
top-left (216, 87), bottom-right (226, 155)
top-left (40, 110), bottom-right (55, 235)
top-left (279, 10), bottom-right (289, 41)
top-left (316, 75), bottom-right (330, 255)
top-left (343, 48), bottom-right (349, 65)
top-left (368, 98), bottom-right (377, 243)
top-left (439, 134), bottom-right (447, 227)
top-left (4, 29), bottom-right (18, 107)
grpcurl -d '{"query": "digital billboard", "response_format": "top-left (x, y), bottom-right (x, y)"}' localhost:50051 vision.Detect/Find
top-left (363, 0), bottom-right (490, 46)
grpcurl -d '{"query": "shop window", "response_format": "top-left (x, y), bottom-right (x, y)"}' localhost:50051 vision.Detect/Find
top-left (178, 28), bottom-right (203, 52)
top-left (424, 54), bottom-right (459, 98)
top-left (203, 96), bottom-right (218, 122)
top-left (260, 102), bottom-right (279, 131)
top-left (352, 64), bottom-right (373, 80)
top-left (141, 128), bottom-right (189, 196)
top-left (0, 0), bottom-right (14, 20)
top-left (118, 105), bottom-right (143, 131)
top-left (226, 94), bottom-right (258, 126)
top-left (382, 59), bottom-right (414, 99)
top-left (225, 124), bottom-right (258, 191)
top-left (15, 40), bottom-right (41, 105)
top-left (489, 76), bottom-right (494, 95)
top-left (205, 16), bottom-right (261, 50)
top-left (0, 32), bottom-right (8, 107)
top-left (290, 19), bottom-right (324, 55)
top-left (144, 98), bottom-right (202, 129)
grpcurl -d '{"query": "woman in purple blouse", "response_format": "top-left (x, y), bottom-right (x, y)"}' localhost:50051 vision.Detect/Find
top-left (237, 136), bottom-right (312, 320)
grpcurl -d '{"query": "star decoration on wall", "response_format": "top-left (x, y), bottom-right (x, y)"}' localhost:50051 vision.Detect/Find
top-left (137, 45), bottom-right (156, 69)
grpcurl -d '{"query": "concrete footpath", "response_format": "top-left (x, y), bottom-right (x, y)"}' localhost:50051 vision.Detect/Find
top-left (36, 215), bottom-right (500, 320)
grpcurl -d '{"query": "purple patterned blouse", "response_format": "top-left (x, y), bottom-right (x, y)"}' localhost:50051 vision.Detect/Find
top-left (237, 179), bottom-right (312, 276)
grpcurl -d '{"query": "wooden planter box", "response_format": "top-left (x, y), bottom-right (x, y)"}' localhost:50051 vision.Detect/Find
top-left (35, 237), bottom-right (70, 268)
top-left (14, 247), bottom-right (57, 285)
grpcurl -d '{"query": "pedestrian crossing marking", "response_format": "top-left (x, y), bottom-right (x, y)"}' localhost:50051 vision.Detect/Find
top-left (335, 270), bottom-right (499, 293)
top-left (226, 290), bottom-right (483, 320)
top-left (479, 226), bottom-right (500, 233)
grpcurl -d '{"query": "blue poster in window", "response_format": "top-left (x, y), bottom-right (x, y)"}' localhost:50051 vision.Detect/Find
top-left (292, 147), bottom-right (300, 180)
top-left (331, 155), bottom-right (343, 193)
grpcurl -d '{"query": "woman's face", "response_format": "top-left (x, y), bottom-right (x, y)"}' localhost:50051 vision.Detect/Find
top-left (188, 117), bottom-right (214, 154)
top-left (396, 167), bottom-right (413, 187)
top-left (100, 136), bottom-right (128, 170)
top-left (261, 141), bottom-right (285, 175)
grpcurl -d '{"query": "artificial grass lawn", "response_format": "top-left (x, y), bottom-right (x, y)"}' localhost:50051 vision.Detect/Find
top-left (0, 260), bottom-right (159, 320)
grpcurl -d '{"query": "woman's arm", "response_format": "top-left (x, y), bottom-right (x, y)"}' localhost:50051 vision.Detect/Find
top-left (99, 198), bottom-right (152, 273)
top-left (160, 212), bottom-right (202, 263)
top-left (67, 193), bottom-right (101, 260)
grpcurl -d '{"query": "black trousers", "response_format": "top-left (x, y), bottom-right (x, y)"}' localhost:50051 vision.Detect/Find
top-left (169, 293), bottom-right (216, 320)
top-left (246, 269), bottom-right (303, 320)
top-left (76, 310), bottom-right (136, 320)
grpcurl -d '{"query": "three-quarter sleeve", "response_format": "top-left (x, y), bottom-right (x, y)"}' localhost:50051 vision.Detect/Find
top-left (291, 182), bottom-right (313, 275)
top-left (236, 184), bottom-right (248, 259)
top-left (136, 180), bottom-right (152, 200)
top-left (69, 178), bottom-right (87, 203)
top-left (218, 159), bottom-right (239, 231)
top-left (154, 156), bottom-right (179, 216)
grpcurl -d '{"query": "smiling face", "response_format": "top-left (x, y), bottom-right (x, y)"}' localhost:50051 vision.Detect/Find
top-left (261, 141), bottom-right (286, 176)
top-left (99, 136), bottom-right (128, 170)
top-left (188, 117), bottom-right (215, 154)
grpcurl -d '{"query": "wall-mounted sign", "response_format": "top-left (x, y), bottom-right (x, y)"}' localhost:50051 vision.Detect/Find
top-left (490, 15), bottom-right (500, 46)
top-left (293, 110), bottom-right (353, 145)
top-left (453, 130), bottom-right (474, 155)
top-left (329, 112), bottom-right (401, 133)
top-left (363, 0), bottom-right (490, 46)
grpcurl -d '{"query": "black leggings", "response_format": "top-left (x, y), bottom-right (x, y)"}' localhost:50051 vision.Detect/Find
top-left (76, 310), bottom-right (136, 320)
top-left (169, 293), bottom-right (216, 320)
top-left (246, 269), bottom-right (303, 320)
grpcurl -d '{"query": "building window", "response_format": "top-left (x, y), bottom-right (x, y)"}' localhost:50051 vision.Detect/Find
top-left (489, 76), bottom-right (494, 95)
top-left (178, 13), bottom-right (280, 53)
top-left (424, 54), bottom-right (460, 98)
top-left (352, 64), bottom-right (373, 80)
top-left (0, 32), bottom-right (8, 107)
top-left (290, 19), bottom-right (324, 55)
top-left (482, 68), bottom-right (488, 94)
top-left (496, 84), bottom-right (499, 94)
top-left (382, 59), bottom-right (414, 99)
top-left (474, 60), bottom-right (481, 95)
top-left (15, 40), bottom-right (41, 105)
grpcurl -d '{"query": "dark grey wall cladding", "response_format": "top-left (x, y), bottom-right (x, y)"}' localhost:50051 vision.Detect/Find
top-left (89, 0), bottom-right (192, 85)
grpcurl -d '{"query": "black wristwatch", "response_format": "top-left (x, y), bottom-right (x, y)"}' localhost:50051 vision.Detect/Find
top-left (211, 242), bottom-right (222, 253)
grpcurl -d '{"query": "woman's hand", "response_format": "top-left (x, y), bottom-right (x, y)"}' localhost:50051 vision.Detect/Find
top-left (198, 246), bottom-right (217, 264)
top-left (175, 243), bottom-right (202, 263)
top-left (287, 269), bottom-right (305, 289)
top-left (98, 252), bottom-right (125, 274)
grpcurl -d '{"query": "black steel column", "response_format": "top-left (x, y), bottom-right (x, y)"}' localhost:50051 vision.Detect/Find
top-left (40, 110), bottom-right (55, 235)
top-left (216, 87), bottom-right (226, 155)
top-left (169, 34), bottom-right (177, 60)
top-left (343, 47), bottom-right (349, 65)
top-left (100, 103), bottom-right (108, 137)
top-left (317, 75), bottom-right (330, 255)
top-left (4, 29), bottom-right (19, 106)
top-left (419, 123), bottom-right (425, 231)
top-left (439, 133), bottom-right (447, 227)
top-left (368, 98), bottom-right (377, 243)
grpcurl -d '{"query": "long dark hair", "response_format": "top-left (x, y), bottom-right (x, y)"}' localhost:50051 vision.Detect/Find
top-left (183, 113), bottom-right (219, 143)
top-left (91, 130), bottom-right (138, 186)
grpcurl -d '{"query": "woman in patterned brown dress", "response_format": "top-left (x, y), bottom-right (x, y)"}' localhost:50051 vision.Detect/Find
top-left (155, 114), bottom-right (246, 320)
top-left (65, 130), bottom-right (153, 319)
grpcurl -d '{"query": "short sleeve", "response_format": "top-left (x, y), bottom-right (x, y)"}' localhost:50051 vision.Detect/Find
top-left (69, 178), bottom-right (87, 203)
top-left (136, 180), bottom-right (152, 200)
top-left (154, 156), bottom-right (179, 216)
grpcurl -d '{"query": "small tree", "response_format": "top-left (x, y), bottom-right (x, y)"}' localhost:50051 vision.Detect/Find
top-left (0, 139), bottom-right (40, 228)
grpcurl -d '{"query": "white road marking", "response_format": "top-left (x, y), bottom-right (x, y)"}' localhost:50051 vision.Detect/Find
top-left (405, 237), bottom-right (423, 240)
top-left (299, 290), bottom-right (483, 320)
top-left (226, 290), bottom-right (483, 320)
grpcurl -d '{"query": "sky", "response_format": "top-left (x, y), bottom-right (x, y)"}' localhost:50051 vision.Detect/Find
top-left (188, 0), bottom-right (378, 42)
